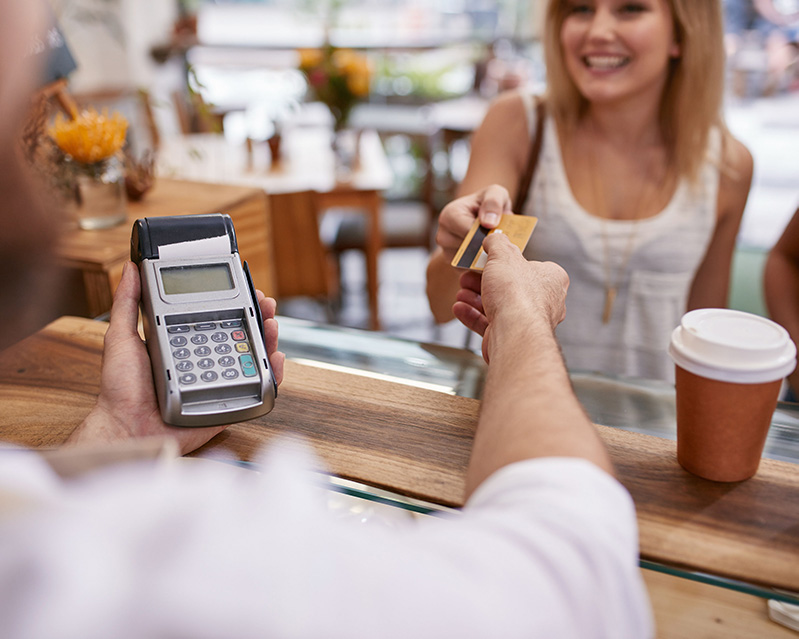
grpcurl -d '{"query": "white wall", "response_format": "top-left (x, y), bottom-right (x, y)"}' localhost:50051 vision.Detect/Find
top-left (50, 0), bottom-right (177, 92)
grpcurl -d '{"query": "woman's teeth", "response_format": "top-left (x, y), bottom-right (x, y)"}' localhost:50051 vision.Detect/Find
top-left (584, 56), bottom-right (628, 69)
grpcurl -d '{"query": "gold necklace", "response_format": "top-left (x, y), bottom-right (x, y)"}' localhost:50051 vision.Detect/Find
top-left (599, 218), bottom-right (640, 324)
top-left (587, 139), bottom-right (654, 325)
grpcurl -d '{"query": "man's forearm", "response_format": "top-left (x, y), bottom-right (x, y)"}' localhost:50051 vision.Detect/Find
top-left (465, 314), bottom-right (614, 498)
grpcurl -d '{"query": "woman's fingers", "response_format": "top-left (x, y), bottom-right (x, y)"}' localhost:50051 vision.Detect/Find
top-left (477, 185), bottom-right (512, 227)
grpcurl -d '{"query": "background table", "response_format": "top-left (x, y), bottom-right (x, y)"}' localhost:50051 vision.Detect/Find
top-left (157, 128), bottom-right (393, 329)
top-left (56, 178), bottom-right (275, 319)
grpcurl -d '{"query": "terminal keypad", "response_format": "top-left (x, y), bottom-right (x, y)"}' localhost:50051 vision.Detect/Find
top-left (167, 319), bottom-right (259, 386)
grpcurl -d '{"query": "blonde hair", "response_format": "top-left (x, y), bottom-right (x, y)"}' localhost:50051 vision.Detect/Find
top-left (543, 0), bottom-right (726, 183)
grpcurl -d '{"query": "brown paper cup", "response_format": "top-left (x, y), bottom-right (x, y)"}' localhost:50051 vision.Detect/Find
top-left (674, 365), bottom-right (781, 482)
top-left (669, 309), bottom-right (796, 483)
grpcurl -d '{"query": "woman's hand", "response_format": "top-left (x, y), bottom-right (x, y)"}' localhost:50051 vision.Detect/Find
top-left (435, 184), bottom-right (513, 263)
top-left (66, 261), bottom-right (285, 455)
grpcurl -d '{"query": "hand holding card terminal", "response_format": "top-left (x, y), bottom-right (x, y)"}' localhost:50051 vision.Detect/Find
top-left (131, 214), bottom-right (277, 427)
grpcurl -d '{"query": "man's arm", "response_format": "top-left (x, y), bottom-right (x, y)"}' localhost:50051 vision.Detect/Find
top-left (455, 233), bottom-right (614, 498)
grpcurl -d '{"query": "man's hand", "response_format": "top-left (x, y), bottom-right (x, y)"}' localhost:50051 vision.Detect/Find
top-left (67, 261), bottom-right (286, 455)
top-left (453, 232), bottom-right (568, 362)
top-left (460, 233), bottom-right (615, 493)
top-left (435, 185), bottom-right (512, 263)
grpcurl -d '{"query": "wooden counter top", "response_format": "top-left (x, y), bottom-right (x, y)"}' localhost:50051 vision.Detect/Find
top-left (1, 316), bottom-right (798, 595)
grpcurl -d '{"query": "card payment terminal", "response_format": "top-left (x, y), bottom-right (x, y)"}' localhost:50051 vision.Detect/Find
top-left (131, 214), bottom-right (277, 427)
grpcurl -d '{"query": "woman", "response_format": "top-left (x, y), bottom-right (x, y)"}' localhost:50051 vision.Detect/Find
top-left (427, 0), bottom-right (753, 382)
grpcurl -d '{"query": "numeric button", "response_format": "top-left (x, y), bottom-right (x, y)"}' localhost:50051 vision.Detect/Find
top-left (175, 360), bottom-right (194, 372)
top-left (173, 348), bottom-right (190, 360)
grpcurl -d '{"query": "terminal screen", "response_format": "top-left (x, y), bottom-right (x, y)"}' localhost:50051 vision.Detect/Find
top-left (161, 264), bottom-right (234, 295)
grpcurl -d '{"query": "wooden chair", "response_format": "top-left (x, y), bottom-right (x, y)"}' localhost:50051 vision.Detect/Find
top-left (322, 200), bottom-right (433, 301)
top-left (324, 201), bottom-right (432, 251)
top-left (320, 130), bottom-right (438, 278)
top-left (268, 191), bottom-right (338, 319)
top-left (171, 88), bottom-right (224, 135)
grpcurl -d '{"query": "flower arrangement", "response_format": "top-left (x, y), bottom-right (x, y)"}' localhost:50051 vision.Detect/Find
top-left (50, 107), bottom-right (128, 166)
top-left (47, 107), bottom-right (130, 228)
top-left (21, 94), bottom-right (134, 228)
top-left (298, 45), bottom-right (371, 131)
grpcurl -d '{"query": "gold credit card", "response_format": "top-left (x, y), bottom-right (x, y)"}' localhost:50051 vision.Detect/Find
top-left (451, 215), bottom-right (538, 271)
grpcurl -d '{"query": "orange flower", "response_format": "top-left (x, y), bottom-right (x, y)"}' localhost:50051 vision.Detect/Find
top-left (298, 48), bottom-right (324, 71)
top-left (50, 108), bottom-right (128, 164)
top-left (347, 72), bottom-right (370, 97)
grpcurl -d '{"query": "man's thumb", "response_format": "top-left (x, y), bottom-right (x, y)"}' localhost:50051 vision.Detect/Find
top-left (482, 230), bottom-right (516, 260)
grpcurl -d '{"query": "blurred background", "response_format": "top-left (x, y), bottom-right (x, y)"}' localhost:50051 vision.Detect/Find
top-left (42, 0), bottom-right (799, 347)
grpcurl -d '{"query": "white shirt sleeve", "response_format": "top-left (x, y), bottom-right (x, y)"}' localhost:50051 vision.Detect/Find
top-left (0, 443), bottom-right (652, 639)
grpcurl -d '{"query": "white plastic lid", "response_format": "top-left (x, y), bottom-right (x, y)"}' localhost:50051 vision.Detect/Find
top-left (668, 308), bottom-right (797, 384)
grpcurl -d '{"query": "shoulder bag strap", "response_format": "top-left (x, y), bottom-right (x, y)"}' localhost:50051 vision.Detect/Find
top-left (512, 97), bottom-right (546, 214)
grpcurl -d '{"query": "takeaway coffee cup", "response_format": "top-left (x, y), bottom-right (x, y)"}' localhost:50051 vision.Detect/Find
top-left (668, 309), bottom-right (796, 482)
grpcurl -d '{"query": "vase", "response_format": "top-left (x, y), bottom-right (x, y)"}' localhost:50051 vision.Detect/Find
top-left (72, 153), bottom-right (127, 230)
top-left (332, 128), bottom-right (359, 183)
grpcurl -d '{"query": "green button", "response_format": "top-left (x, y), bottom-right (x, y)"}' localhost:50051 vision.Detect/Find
top-left (239, 354), bottom-right (257, 377)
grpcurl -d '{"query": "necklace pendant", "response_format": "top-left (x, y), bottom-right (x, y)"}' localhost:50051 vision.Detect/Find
top-left (602, 286), bottom-right (617, 324)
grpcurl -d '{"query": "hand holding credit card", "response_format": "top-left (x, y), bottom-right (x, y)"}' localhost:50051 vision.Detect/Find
top-left (451, 214), bottom-right (538, 271)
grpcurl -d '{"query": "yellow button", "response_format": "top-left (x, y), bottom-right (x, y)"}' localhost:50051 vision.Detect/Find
top-left (235, 342), bottom-right (250, 353)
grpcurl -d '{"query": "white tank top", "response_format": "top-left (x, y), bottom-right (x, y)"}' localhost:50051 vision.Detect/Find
top-left (519, 96), bottom-right (719, 382)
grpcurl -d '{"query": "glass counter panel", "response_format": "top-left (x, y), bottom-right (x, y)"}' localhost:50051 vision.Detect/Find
top-left (570, 371), bottom-right (799, 465)
top-left (278, 316), bottom-right (486, 398)
top-left (278, 316), bottom-right (799, 464)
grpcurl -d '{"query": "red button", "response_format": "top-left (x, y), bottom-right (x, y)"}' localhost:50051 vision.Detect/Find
top-left (231, 330), bottom-right (246, 341)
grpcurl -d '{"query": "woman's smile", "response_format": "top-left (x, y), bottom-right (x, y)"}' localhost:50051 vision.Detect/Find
top-left (582, 54), bottom-right (630, 71)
